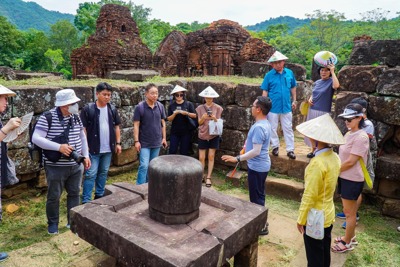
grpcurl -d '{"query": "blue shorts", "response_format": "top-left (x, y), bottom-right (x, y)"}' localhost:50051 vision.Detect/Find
top-left (198, 136), bottom-right (220, 149)
top-left (338, 177), bottom-right (364, 200)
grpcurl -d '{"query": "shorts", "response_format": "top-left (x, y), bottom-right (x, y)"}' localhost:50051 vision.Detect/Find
top-left (338, 177), bottom-right (364, 200)
top-left (198, 136), bottom-right (220, 149)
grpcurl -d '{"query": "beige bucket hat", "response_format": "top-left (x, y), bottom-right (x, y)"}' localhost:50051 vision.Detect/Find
top-left (0, 84), bottom-right (16, 97)
top-left (267, 51), bottom-right (288, 63)
top-left (55, 89), bottom-right (81, 107)
top-left (170, 85), bottom-right (187, 95)
top-left (296, 113), bottom-right (345, 145)
top-left (199, 86), bottom-right (219, 98)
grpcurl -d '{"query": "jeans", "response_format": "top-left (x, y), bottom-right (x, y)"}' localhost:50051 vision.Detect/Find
top-left (169, 133), bottom-right (191, 155)
top-left (303, 224), bottom-right (333, 267)
top-left (247, 168), bottom-right (269, 206)
top-left (136, 147), bottom-right (160, 185)
top-left (45, 164), bottom-right (83, 226)
top-left (81, 152), bottom-right (112, 204)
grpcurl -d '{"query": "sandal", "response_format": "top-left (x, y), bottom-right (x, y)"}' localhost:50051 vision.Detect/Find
top-left (331, 240), bottom-right (354, 253)
top-left (334, 236), bottom-right (358, 246)
top-left (205, 178), bottom-right (212, 187)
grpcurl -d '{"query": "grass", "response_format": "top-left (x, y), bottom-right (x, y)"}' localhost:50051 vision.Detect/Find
top-left (0, 75), bottom-right (263, 88)
top-left (1, 168), bottom-right (399, 267)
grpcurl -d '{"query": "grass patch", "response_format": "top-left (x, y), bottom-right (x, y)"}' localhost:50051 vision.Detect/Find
top-left (0, 75), bottom-right (263, 88)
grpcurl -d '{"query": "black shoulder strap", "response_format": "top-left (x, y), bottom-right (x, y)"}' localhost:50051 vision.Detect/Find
top-left (44, 111), bottom-right (52, 128)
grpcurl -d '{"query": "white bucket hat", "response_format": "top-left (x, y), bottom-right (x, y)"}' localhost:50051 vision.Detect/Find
top-left (296, 114), bottom-right (345, 145)
top-left (338, 106), bottom-right (364, 119)
top-left (170, 85), bottom-right (187, 95)
top-left (199, 86), bottom-right (219, 98)
top-left (0, 84), bottom-right (16, 97)
top-left (55, 89), bottom-right (81, 107)
top-left (267, 51), bottom-right (288, 63)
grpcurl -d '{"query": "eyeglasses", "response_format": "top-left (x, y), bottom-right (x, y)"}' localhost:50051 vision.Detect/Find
top-left (175, 94), bottom-right (184, 97)
top-left (344, 117), bottom-right (356, 122)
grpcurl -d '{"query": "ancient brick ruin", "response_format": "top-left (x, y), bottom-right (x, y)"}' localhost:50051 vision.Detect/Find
top-left (154, 20), bottom-right (275, 77)
top-left (70, 4), bottom-right (152, 79)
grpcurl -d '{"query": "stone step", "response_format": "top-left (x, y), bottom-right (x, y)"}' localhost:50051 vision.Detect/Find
top-left (269, 145), bottom-right (310, 180)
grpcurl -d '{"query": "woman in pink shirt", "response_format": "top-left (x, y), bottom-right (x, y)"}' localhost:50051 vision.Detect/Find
top-left (332, 103), bottom-right (369, 253)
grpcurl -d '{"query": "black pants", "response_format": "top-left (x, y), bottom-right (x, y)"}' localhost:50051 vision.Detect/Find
top-left (303, 224), bottom-right (333, 267)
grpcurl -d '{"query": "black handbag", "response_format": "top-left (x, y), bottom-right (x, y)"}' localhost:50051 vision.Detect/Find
top-left (184, 101), bottom-right (198, 131)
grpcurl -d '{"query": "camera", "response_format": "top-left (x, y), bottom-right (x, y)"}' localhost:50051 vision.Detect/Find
top-left (207, 110), bottom-right (212, 116)
top-left (68, 149), bottom-right (85, 164)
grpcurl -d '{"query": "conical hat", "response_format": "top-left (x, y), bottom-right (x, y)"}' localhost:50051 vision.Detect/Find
top-left (314, 51), bottom-right (338, 67)
top-left (0, 84), bottom-right (16, 97)
top-left (296, 114), bottom-right (345, 145)
top-left (199, 86), bottom-right (219, 98)
top-left (267, 51), bottom-right (288, 63)
top-left (170, 85), bottom-right (187, 95)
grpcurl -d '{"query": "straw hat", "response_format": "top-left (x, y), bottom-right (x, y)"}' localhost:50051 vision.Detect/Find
top-left (170, 85), bottom-right (187, 95)
top-left (199, 86), bottom-right (219, 98)
top-left (55, 89), bottom-right (81, 107)
top-left (296, 114), bottom-right (345, 145)
top-left (0, 84), bottom-right (16, 97)
top-left (267, 51), bottom-right (288, 63)
top-left (314, 51), bottom-right (338, 67)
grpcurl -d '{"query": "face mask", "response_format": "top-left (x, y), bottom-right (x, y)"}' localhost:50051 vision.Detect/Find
top-left (68, 103), bottom-right (79, 114)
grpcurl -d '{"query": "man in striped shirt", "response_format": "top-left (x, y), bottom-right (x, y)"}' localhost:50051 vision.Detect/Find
top-left (32, 89), bottom-right (91, 234)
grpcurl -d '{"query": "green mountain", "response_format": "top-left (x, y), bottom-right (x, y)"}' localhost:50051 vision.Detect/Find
top-left (246, 16), bottom-right (311, 32)
top-left (0, 0), bottom-right (74, 32)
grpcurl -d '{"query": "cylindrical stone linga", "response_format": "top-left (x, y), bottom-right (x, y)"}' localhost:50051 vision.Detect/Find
top-left (148, 155), bottom-right (203, 224)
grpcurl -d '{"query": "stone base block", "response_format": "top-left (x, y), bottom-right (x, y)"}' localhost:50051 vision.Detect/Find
top-left (382, 198), bottom-right (400, 219)
top-left (377, 178), bottom-right (400, 199)
top-left (113, 147), bottom-right (137, 166)
top-left (225, 169), bottom-right (246, 188)
top-left (266, 177), bottom-right (304, 202)
top-left (110, 69), bottom-right (159, 82)
top-left (149, 206), bottom-right (200, 225)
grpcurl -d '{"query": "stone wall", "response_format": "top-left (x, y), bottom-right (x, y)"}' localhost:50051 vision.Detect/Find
top-left (334, 40), bottom-right (400, 218)
top-left (2, 76), bottom-right (311, 198)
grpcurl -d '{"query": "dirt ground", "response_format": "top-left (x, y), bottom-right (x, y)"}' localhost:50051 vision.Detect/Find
top-left (2, 187), bottom-right (349, 267)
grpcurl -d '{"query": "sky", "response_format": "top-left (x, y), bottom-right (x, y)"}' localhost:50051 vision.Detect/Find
top-left (24, 0), bottom-right (399, 26)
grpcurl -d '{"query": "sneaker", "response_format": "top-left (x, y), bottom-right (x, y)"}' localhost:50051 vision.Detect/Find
top-left (66, 224), bottom-right (71, 229)
top-left (341, 221), bottom-right (358, 229)
top-left (0, 252), bottom-right (8, 262)
top-left (336, 212), bottom-right (360, 221)
top-left (272, 147), bottom-right (279, 156)
top-left (48, 224), bottom-right (59, 235)
top-left (287, 151), bottom-right (296, 159)
top-left (397, 226), bottom-right (400, 232)
top-left (259, 226), bottom-right (269, 236)
top-left (306, 152), bottom-right (315, 158)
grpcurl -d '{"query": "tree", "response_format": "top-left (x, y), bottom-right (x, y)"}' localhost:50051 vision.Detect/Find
top-left (49, 20), bottom-right (81, 63)
top-left (141, 19), bottom-right (173, 53)
top-left (44, 49), bottom-right (64, 71)
top-left (74, 2), bottom-right (101, 40)
top-left (0, 16), bottom-right (23, 66)
top-left (20, 29), bottom-right (50, 71)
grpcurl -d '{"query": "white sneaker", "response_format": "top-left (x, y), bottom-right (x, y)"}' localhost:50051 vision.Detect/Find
top-left (397, 226), bottom-right (400, 232)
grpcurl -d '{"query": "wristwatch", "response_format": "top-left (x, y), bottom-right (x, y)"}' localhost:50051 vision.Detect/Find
top-left (236, 155), bottom-right (240, 162)
top-left (116, 142), bottom-right (121, 145)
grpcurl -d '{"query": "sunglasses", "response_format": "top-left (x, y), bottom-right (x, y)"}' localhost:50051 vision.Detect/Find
top-left (175, 93), bottom-right (184, 97)
top-left (344, 117), bottom-right (356, 122)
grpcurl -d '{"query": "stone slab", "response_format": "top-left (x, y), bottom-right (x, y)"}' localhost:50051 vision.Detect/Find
top-left (71, 183), bottom-right (267, 267)
top-left (266, 177), bottom-right (304, 202)
top-left (110, 69), bottom-right (159, 82)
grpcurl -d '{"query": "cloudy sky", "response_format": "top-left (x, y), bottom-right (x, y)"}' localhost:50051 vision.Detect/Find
top-left (24, 0), bottom-right (399, 26)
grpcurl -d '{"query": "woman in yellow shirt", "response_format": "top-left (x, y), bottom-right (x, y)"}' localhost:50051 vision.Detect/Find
top-left (296, 114), bottom-right (344, 267)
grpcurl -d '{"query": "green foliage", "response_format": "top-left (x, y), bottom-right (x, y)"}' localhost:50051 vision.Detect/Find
top-left (44, 49), bottom-right (64, 71)
top-left (49, 20), bottom-right (82, 64)
top-left (0, 0), bottom-right (74, 32)
top-left (20, 29), bottom-right (51, 71)
top-left (11, 58), bottom-right (24, 70)
top-left (141, 19), bottom-right (174, 53)
top-left (59, 68), bottom-right (72, 80)
top-left (0, 16), bottom-right (23, 66)
top-left (174, 21), bottom-right (209, 34)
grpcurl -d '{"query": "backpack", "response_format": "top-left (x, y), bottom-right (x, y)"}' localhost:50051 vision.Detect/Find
top-left (28, 111), bottom-right (80, 167)
top-left (137, 101), bottom-right (164, 118)
top-left (28, 111), bottom-right (52, 167)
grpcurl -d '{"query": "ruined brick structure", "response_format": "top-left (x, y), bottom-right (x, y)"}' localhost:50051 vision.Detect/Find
top-left (71, 4), bottom-right (152, 79)
top-left (154, 20), bottom-right (274, 77)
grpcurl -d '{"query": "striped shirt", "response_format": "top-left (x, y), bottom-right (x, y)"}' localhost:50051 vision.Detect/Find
top-left (36, 108), bottom-right (84, 166)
